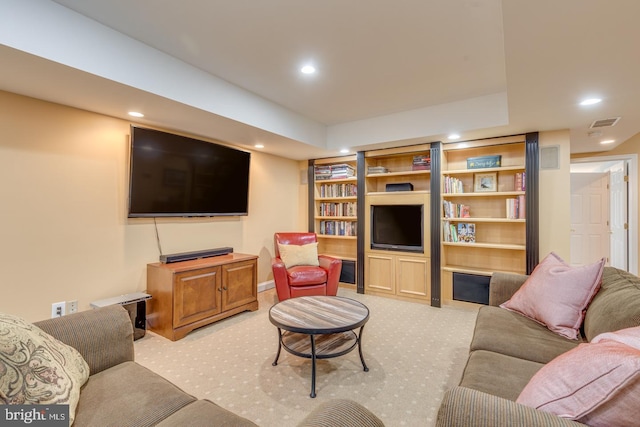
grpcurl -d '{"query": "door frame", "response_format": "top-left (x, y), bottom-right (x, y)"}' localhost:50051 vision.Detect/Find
top-left (570, 154), bottom-right (638, 274)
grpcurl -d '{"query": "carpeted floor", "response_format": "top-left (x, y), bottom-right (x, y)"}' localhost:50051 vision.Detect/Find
top-left (134, 287), bottom-right (479, 427)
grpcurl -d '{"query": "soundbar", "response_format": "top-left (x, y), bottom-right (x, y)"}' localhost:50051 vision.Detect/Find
top-left (160, 247), bottom-right (233, 263)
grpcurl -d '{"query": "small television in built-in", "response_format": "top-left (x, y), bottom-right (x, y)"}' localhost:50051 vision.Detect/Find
top-left (370, 204), bottom-right (424, 253)
top-left (128, 126), bottom-right (251, 217)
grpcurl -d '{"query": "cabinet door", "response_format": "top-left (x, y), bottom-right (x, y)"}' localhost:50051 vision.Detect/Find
top-left (365, 254), bottom-right (395, 294)
top-left (396, 256), bottom-right (430, 300)
top-left (173, 266), bottom-right (222, 327)
top-left (221, 259), bottom-right (257, 311)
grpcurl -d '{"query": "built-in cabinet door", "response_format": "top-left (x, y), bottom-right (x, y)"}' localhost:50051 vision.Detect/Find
top-left (396, 256), bottom-right (430, 301)
top-left (365, 254), bottom-right (395, 294)
top-left (221, 260), bottom-right (257, 311)
top-left (173, 266), bottom-right (222, 327)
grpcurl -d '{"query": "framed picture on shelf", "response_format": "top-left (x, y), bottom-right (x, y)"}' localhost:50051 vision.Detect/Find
top-left (474, 172), bottom-right (497, 192)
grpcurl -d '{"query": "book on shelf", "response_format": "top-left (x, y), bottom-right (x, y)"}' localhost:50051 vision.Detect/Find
top-left (367, 166), bottom-right (389, 174)
top-left (319, 220), bottom-right (357, 236)
top-left (443, 221), bottom-right (475, 243)
top-left (319, 182), bottom-right (357, 197)
top-left (318, 201), bottom-right (357, 217)
top-left (506, 195), bottom-right (526, 219)
top-left (442, 200), bottom-right (471, 218)
top-left (457, 222), bottom-right (476, 243)
top-left (412, 154), bottom-right (431, 170)
top-left (443, 176), bottom-right (465, 193)
top-left (514, 172), bottom-right (526, 191)
top-left (314, 164), bottom-right (355, 180)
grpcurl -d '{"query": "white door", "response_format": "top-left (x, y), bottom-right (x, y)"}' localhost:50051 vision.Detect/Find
top-left (609, 166), bottom-right (628, 269)
top-left (570, 173), bottom-right (610, 266)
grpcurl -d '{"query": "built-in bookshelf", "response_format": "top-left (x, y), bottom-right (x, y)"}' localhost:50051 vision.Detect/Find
top-left (439, 134), bottom-right (537, 306)
top-left (310, 156), bottom-right (358, 287)
top-left (362, 145), bottom-right (432, 303)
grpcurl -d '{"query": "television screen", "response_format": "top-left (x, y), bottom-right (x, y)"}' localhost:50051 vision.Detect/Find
top-left (371, 204), bottom-right (423, 253)
top-left (128, 126), bottom-right (250, 217)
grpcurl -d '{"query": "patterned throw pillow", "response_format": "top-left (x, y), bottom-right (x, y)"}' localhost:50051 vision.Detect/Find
top-left (0, 312), bottom-right (89, 425)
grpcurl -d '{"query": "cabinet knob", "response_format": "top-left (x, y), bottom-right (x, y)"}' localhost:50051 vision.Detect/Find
top-left (217, 288), bottom-right (222, 292)
top-left (223, 286), bottom-right (228, 291)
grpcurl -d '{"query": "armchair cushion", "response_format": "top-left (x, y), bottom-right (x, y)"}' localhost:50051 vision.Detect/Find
top-left (277, 242), bottom-right (320, 268)
top-left (287, 265), bottom-right (328, 286)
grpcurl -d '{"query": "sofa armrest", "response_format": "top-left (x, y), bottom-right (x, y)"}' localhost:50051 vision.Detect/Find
top-left (298, 399), bottom-right (385, 427)
top-left (488, 272), bottom-right (529, 306)
top-left (436, 387), bottom-right (585, 427)
top-left (34, 304), bottom-right (134, 375)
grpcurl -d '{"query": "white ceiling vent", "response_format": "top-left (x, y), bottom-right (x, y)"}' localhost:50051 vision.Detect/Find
top-left (590, 117), bottom-right (621, 128)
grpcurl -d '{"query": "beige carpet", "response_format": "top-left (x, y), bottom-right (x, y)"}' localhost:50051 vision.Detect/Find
top-left (135, 288), bottom-right (478, 427)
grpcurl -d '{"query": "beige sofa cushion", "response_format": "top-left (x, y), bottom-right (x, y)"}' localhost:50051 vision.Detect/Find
top-left (470, 305), bottom-right (581, 364)
top-left (584, 266), bottom-right (640, 341)
top-left (155, 400), bottom-right (258, 427)
top-left (73, 361), bottom-right (196, 427)
top-left (459, 350), bottom-right (545, 401)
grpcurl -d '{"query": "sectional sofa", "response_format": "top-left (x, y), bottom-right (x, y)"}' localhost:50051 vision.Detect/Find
top-left (436, 265), bottom-right (640, 426)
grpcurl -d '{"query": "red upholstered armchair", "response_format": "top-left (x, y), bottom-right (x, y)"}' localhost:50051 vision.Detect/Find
top-left (271, 232), bottom-right (342, 301)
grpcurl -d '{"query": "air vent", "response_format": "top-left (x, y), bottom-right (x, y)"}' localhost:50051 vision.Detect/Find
top-left (590, 117), bottom-right (620, 128)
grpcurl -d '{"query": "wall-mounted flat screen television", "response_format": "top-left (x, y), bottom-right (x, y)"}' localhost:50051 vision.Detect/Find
top-left (371, 204), bottom-right (423, 253)
top-left (128, 126), bottom-right (250, 217)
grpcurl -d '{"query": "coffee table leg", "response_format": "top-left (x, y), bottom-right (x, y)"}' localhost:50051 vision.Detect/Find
top-left (310, 334), bottom-right (317, 398)
top-left (272, 328), bottom-right (283, 366)
top-left (357, 326), bottom-right (369, 372)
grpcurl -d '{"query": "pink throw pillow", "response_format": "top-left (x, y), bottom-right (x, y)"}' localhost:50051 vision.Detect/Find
top-left (500, 252), bottom-right (605, 339)
top-left (517, 326), bottom-right (640, 426)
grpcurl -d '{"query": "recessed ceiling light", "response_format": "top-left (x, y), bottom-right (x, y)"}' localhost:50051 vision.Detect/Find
top-left (448, 133), bottom-right (460, 140)
top-left (254, 144), bottom-right (264, 149)
top-left (340, 148), bottom-right (349, 154)
top-left (580, 98), bottom-right (602, 106)
top-left (600, 139), bottom-right (615, 144)
top-left (128, 111), bottom-right (144, 118)
top-left (300, 65), bottom-right (316, 74)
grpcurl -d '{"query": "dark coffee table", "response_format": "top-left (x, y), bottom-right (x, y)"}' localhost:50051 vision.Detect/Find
top-left (269, 295), bottom-right (370, 398)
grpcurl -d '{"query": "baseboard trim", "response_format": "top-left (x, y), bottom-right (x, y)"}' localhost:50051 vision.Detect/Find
top-left (258, 280), bottom-right (275, 293)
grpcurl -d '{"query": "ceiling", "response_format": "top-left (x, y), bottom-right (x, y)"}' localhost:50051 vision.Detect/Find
top-left (1, 0), bottom-right (639, 160)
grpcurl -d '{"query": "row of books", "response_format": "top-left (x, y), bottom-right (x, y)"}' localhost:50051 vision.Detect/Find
top-left (507, 195), bottom-right (526, 219)
top-left (319, 182), bottom-right (357, 198)
top-left (443, 221), bottom-right (476, 243)
top-left (367, 166), bottom-right (388, 174)
top-left (318, 202), bottom-right (357, 217)
top-left (318, 220), bottom-right (357, 236)
top-left (412, 154), bottom-right (431, 171)
top-left (315, 163), bottom-right (356, 180)
top-left (514, 172), bottom-right (526, 191)
top-left (442, 200), bottom-right (470, 218)
top-left (443, 176), bottom-right (465, 193)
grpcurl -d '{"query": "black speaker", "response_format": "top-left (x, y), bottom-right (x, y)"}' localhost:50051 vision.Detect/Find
top-left (385, 183), bottom-right (413, 192)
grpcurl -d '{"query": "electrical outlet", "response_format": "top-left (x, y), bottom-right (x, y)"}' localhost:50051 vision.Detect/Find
top-left (67, 300), bottom-right (78, 314)
top-left (51, 302), bottom-right (66, 318)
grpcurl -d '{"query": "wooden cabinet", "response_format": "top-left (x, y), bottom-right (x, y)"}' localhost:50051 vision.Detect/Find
top-left (365, 252), bottom-right (430, 301)
top-left (147, 253), bottom-right (258, 341)
top-left (439, 135), bottom-right (535, 306)
top-left (362, 145), bottom-right (432, 303)
top-left (311, 156), bottom-right (358, 286)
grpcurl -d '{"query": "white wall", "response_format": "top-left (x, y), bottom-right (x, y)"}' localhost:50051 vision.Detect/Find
top-left (0, 91), bottom-right (304, 321)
